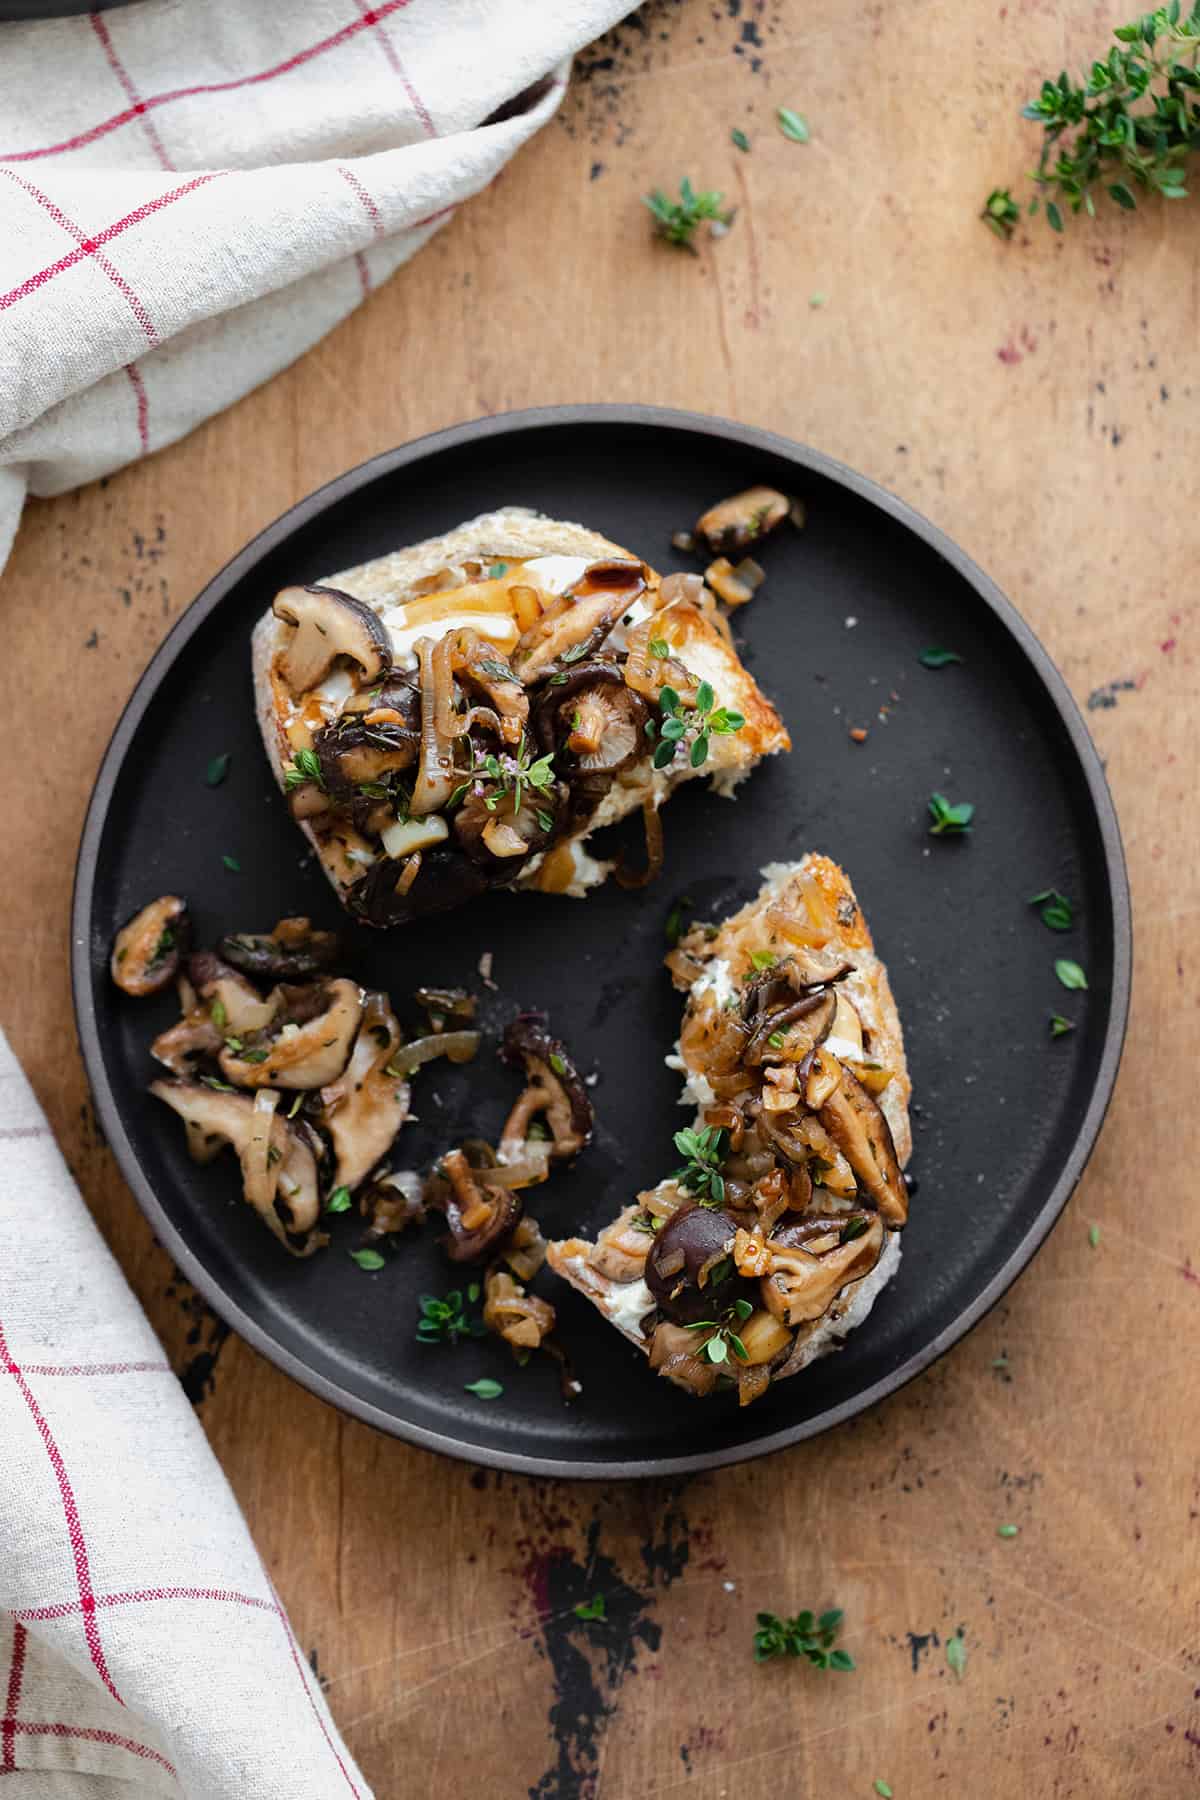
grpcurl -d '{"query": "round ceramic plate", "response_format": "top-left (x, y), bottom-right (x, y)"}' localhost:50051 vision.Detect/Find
top-left (72, 406), bottom-right (1130, 1477)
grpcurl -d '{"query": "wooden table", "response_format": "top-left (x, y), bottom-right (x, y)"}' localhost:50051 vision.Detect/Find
top-left (8, 3), bottom-right (1199, 1793)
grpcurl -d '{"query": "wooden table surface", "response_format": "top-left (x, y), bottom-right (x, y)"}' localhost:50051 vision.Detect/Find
top-left (7, 2), bottom-right (1199, 1794)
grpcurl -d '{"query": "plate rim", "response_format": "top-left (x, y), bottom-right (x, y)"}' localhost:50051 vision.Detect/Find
top-left (71, 403), bottom-right (1132, 1479)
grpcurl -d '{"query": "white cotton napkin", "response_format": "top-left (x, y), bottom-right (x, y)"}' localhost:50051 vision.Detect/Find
top-left (0, 0), bottom-right (633, 572)
top-left (0, 1030), bottom-right (370, 1795)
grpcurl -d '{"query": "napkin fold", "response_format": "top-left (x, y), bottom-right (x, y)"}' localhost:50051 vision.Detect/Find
top-left (0, 1031), bottom-right (369, 1795)
top-left (0, 0), bottom-right (632, 572)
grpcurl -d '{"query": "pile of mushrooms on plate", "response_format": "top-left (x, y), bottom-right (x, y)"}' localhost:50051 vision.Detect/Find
top-left (111, 901), bottom-right (592, 1365)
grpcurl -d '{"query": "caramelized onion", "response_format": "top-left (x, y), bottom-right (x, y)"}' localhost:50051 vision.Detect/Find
top-left (615, 795), bottom-right (664, 889)
top-left (386, 1029), bottom-right (480, 1075)
top-left (622, 618), bottom-right (698, 705)
top-left (411, 636), bottom-right (456, 815)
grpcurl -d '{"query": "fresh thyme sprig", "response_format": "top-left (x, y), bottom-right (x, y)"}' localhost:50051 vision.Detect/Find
top-left (644, 178), bottom-right (733, 250)
top-left (651, 681), bottom-right (745, 771)
top-left (688, 1293), bottom-right (754, 1364)
top-left (985, 4), bottom-right (1200, 234)
top-left (451, 735), bottom-right (555, 817)
top-left (284, 747), bottom-right (325, 791)
top-left (416, 1288), bottom-right (487, 1346)
top-left (753, 1606), bottom-right (855, 1670)
top-left (672, 1124), bottom-right (729, 1206)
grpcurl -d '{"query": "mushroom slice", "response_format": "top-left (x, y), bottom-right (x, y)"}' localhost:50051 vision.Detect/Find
top-left (564, 679), bottom-right (648, 776)
top-left (188, 951), bottom-right (280, 1035)
top-left (219, 978), bottom-right (363, 1090)
top-left (317, 991), bottom-right (409, 1193)
top-left (272, 585), bottom-right (392, 695)
top-left (360, 1168), bottom-right (425, 1239)
top-left (511, 590), bottom-right (624, 682)
top-left (148, 1079), bottom-right (325, 1256)
top-left (218, 919), bottom-right (341, 984)
top-left (586, 1203), bottom-right (655, 1283)
top-left (500, 1015), bottom-right (594, 1161)
top-left (695, 486), bottom-right (790, 557)
top-left (483, 1267), bottom-right (556, 1353)
top-left (760, 1213), bottom-right (885, 1325)
top-left (431, 1148), bottom-right (521, 1263)
top-left (818, 1067), bottom-right (908, 1225)
top-left (647, 1321), bottom-right (722, 1398)
top-left (150, 1010), bottom-right (224, 1078)
top-left (111, 895), bottom-right (190, 997)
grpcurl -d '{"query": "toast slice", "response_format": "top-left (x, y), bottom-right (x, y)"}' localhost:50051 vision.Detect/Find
top-left (547, 855), bottom-right (912, 1406)
top-left (252, 506), bottom-right (789, 927)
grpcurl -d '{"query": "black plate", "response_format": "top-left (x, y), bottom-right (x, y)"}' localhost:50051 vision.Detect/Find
top-left (73, 407), bottom-right (1130, 1477)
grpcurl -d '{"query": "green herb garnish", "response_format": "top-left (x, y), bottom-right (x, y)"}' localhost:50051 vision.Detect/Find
top-left (200, 1075), bottom-right (235, 1093)
top-left (238, 1048), bottom-right (268, 1064)
top-left (472, 734), bottom-right (555, 816)
top-left (777, 106), bottom-right (810, 142)
top-left (919, 647), bottom-right (963, 668)
top-left (416, 1290), bottom-right (487, 1345)
top-left (767, 1030), bottom-right (787, 1050)
top-left (549, 1052), bottom-right (567, 1077)
top-left (1055, 958), bottom-right (1088, 990)
top-left (477, 658), bottom-right (515, 682)
top-left (753, 1607), bottom-right (853, 1669)
top-left (205, 752), bottom-right (232, 787)
top-left (672, 1124), bottom-right (729, 1206)
top-left (986, 8), bottom-right (1200, 235)
top-left (1089, 1223), bottom-right (1101, 1248)
top-left (574, 1594), bottom-right (607, 1622)
top-left (749, 950), bottom-right (777, 972)
top-left (222, 854), bottom-right (242, 872)
top-left (875, 1783), bottom-right (894, 1799)
top-left (946, 1631), bottom-right (968, 1680)
top-left (653, 680), bottom-right (745, 770)
top-left (839, 1216), bottom-right (870, 1243)
top-left (1050, 1013), bottom-right (1075, 1037)
top-left (927, 793), bottom-right (974, 836)
top-left (349, 1248), bottom-right (386, 1272)
top-left (649, 637), bottom-right (670, 658)
top-left (996, 1523), bottom-right (1020, 1539)
top-left (487, 562), bottom-right (508, 579)
top-left (464, 1377), bottom-right (504, 1400)
top-left (1030, 888), bottom-right (1074, 930)
top-left (325, 1186), bottom-right (352, 1214)
top-left (731, 127), bottom-right (751, 152)
top-left (283, 747), bottom-right (325, 792)
top-left (644, 178), bottom-right (733, 250)
top-left (210, 999), bottom-right (227, 1031)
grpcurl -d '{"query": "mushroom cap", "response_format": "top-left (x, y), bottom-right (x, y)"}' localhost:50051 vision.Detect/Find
top-left (272, 584), bottom-right (392, 694)
top-left (348, 845), bottom-right (490, 928)
top-left (111, 895), bottom-right (190, 997)
top-left (218, 977), bottom-right (363, 1090)
top-left (644, 1203), bottom-right (750, 1324)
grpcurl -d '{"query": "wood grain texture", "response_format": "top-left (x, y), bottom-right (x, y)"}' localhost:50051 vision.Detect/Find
top-left (5, 1), bottom-right (1198, 1793)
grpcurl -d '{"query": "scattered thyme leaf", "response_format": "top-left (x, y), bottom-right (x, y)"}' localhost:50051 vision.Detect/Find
top-left (665, 895), bottom-right (693, 946)
top-left (417, 1288), bottom-right (486, 1344)
top-left (946, 1632), bottom-right (968, 1680)
top-left (205, 752), bottom-right (231, 787)
top-left (875, 1783), bottom-right (894, 1799)
top-left (549, 1052), bottom-right (567, 1077)
top-left (325, 1186), bottom-right (352, 1214)
top-left (210, 999), bottom-right (227, 1031)
top-left (927, 793), bottom-right (974, 836)
top-left (981, 186), bottom-right (1021, 238)
top-left (1050, 1013), bottom-right (1075, 1037)
top-left (283, 747), bottom-right (325, 792)
top-left (749, 950), bottom-right (777, 971)
top-left (1030, 888), bottom-right (1074, 930)
top-left (349, 1248), bottom-right (386, 1271)
top-left (574, 1593), bottom-right (607, 1622)
top-left (1089, 1223), bottom-right (1101, 1248)
top-left (222, 854), bottom-right (241, 872)
top-left (996, 1523), bottom-right (1020, 1539)
top-left (464, 1377), bottom-right (503, 1400)
top-left (777, 106), bottom-right (810, 142)
top-left (487, 561), bottom-right (508, 579)
top-left (731, 127), bottom-right (751, 152)
top-left (1055, 958), bottom-right (1088, 990)
top-left (919, 647), bottom-right (963, 668)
